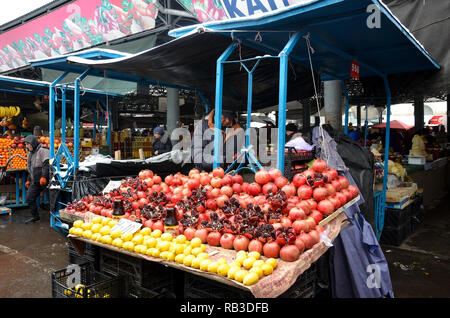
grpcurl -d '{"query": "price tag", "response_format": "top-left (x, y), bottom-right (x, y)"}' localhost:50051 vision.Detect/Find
top-left (110, 218), bottom-right (142, 235)
top-left (351, 59), bottom-right (360, 79)
top-left (102, 180), bottom-right (122, 194)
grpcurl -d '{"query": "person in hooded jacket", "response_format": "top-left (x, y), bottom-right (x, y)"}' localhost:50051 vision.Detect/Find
top-left (23, 135), bottom-right (49, 224)
top-left (152, 126), bottom-right (172, 156)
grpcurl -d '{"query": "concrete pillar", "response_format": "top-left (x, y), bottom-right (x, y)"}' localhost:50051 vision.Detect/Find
top-left (166, 87), bottom-right (180, 136)
top-left (414, 95), bottom-right (424, 132)
top-left (324, 80), bottom-right (343, 130)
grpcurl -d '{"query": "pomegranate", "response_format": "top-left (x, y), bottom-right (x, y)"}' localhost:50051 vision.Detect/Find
top-left (327, 168), bottom-right (338, 181)
top-left (184, 227), bottom-right (196, 241)
top-left (310, 210), bottom-right (323, 224)
top-left (280, 245), bottom-right (301, 262)
top-left (232, 183), bottom-right (242, 194)
top-left (347, 185), bottom-right (359, 199)
top-left (274, 176), bottom-right (289, 189)
top-left (298, 200), bottom-right (311, 214)
top-left (221, 175), bottom-right (233, 187)
top-left (306, 199), bottom-right (317, 211)
top-left (313, 187), bottom-right (329, 201)
top-left (152, 175), bottom-right (162, 184)
top-left (294, 237), bottom-right (306, 254)
top-left (248, 239), bottom-right (263, 254)
top-left (292, 220), bottom-right (308, 234)
top-left (281, 184), bottom-right (296, 198)
top-left (216, 195), bottom-right (230, 208)
top-left (298, 233), bottom-right (315, 249)
top-left (212, 167), bottom-right (225, 178)
top-left (211, 177), bottom-right (222, 188)
top-left (194, 228), bottom-right (209, 243)
top-left (292, 173), bottom-right (307, 187)
top-left (255, 170), bottom-right (271, 185)
top-left (220, 186), bottom-right (233, 197)
top-left (263, 241), bottom-right (281, 258)
top-left (220, 233), bottom-right (235, 249)
top-left (325, 183), bottom-right (336, 196)
top-left (206, 231), bottom-right (222, 246)
top-left (262, 182), bottom-right (278, 195)
top-left (338, 176), bottom-right (349, 189)
top-left (297, 185), bottom-right (313, 200)
top-left (247, 183), bottom-right (262, 196)
top-left (309, 230), bottom-right (320, 245)
top-left (312, 158), bottom-right (327, 173)
top-left (242, 182), bottom-right (249, 194)
top-left (231, 174), bottom-right (244, 185)
top-left (305, 217), bottom-right (317, 231)
top-left (341, 189), bottom-right (353, 202)
top-left (331, 180), bottom-right (342, 191)
top-left (144, 219), bottom-right (154, 229)
top-left (268, 168), bottom-right (282, 182)
top-left (211, 188), bottom-right (221, 198)
top-left (335, 192), bottom-right (347, 207)
top-left (205, 199), bottom-right (217, 210)
top-left (289, 207), bottom-right (306, 221)
top-left (233, 235), bottom-right (250, 251)
top-left (187, 179), bottom-right (200, 190)
top-left (280, 216), bottom-right (292, 228)
top-left (328, 196), bottom-right (341, 210)
top-left (152, 221), bottom-right (165, 232)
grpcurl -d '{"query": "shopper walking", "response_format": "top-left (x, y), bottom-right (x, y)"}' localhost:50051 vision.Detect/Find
top-left (24, 135), bottom-right (49, 224)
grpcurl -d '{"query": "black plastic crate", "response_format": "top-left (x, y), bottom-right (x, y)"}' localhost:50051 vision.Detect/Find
top-left (127, 278), bottom-right (160, 298)
top-left (99, 248), bottom-right (173, 291)
top-left (68, 242), bottom-right (100, 269)
top-left (52, 262), bottom-right (125, 298)
top-left (384, 205), bottom-right (412, 228)
top-left (184, 273), bottom-right (254, 298)
top-left (380, 219), bottom-right (411, 246)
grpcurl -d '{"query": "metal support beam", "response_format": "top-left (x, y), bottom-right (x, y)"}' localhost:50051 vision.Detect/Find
top-left (277, 32), bottom-right (302, 173)
top-left (73, 69), bottom-right (91, 171)
top-left (414, 95), bottom-right (424, 132)
top-left (213, 42), bottom-right (238, 169)
top-left (49, 71), bottom-right (69, 159)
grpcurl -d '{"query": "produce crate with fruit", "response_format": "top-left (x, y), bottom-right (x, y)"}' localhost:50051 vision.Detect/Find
top-left (66, 158), bottom-right (359, 297)
top-left (51, 262), bottom-right (126, 298)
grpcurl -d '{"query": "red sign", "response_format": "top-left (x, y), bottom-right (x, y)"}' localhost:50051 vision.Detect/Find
top-left (351, 60), bottom-right (360, 79)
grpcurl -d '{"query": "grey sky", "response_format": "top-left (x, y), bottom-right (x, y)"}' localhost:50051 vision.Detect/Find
top-left (0, 0), bottom-right (55, 26)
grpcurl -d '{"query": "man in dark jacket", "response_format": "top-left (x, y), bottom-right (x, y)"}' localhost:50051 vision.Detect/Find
top-left (152, 126), bottom-right (172, 156)
top-left (24, 135), bottom-right (49, 224)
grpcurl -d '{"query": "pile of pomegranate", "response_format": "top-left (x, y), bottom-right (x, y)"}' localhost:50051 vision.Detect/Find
top-left (64, 158), bottom-right (359, 262)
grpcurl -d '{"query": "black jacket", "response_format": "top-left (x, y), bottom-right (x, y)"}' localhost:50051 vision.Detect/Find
top-left (152, 131), bottom-right (172, 156)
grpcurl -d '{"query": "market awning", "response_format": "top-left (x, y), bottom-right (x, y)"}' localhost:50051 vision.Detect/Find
top-left (372, 120), bottom-right (413, 130)
top-left (169, 0), bottom-right (439, 80)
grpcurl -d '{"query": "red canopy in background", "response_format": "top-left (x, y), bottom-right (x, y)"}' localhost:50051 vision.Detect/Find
top-left (372, 120), bottom-right (414, 130)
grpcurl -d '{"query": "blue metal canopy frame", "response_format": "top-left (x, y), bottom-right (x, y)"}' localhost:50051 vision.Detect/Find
top-left (169, 0), bottom-right (439, 239)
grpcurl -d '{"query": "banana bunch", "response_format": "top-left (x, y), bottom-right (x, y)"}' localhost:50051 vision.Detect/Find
top-left (0, 106), bottom-right (21, 117)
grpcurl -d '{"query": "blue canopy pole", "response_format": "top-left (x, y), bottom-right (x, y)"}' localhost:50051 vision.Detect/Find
top-left (213, 42), bottom-right (238, 169)
top-left (342, 81), bottom-right (350, 135)
top-left (93, 107), bottom-right (97, 141)
top-left (61, 85), bottom-right (67, 144)
top-left (277, 32), bottom-right (302, 173)
top-left (197, 90), bottom-right (210, 114)
top-left (73, 69), bottom-right (90, 171)
top-left (379, 75), bottom-right (391, 239)
top-left (49, 71), bottom-right (69, 159)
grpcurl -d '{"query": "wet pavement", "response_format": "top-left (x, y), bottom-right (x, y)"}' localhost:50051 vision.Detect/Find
top-left (0, 207), bottom-right (69, 298)
top-left (0, 199), bottom-right (449, 298)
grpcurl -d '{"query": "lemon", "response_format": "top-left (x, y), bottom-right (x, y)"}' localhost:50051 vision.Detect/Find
top-left (99, 226), bottom-right (111, 236)
top-left (175, 254), bottom-right (185, 264)
top-left (248, 251), bottom-right (261, 260)
top-left (174, 235), bottom-right (187, 244)
top-left (199, 259), bottom-right (212, 271)
top-left (207, 261), bottom-right (219, 274)
top-left (166, 252), bottom-right (176, 262)
top-left (157, 241), bottom-right (171, 252)
top-left (139, 227), bottom-right (151, 236)
top-left (91, 224), bottom-right (102, 233)
top-left (243, 257), bottom-right (256, 270)
top-left (227, 266), bottom-right (241, 280)
top-left (121, 241), bottom-right (131, 251)
top-left (108, 220), bottom-right (118, 228)
top-left (253, 260), bottom-right (265, 268)
top-left (73, 220), bottom-right (84, 228)
top-left (250, 266), bottom-right (263, 279)
top-left (265, 258), bottom-right (278, 269)
top-left (235, 255), bottom-right (246, 266)
top-left (234, 270), bottom-right (248, 283)
top-left (69, 227), bottom-right (75, 235)
top-left (132, 234), bottom-right (144, 245)
top-left (73, 228), bottom-right (83, 236)
top-left (151, 229), bottom-right (162, 238)
top-left (217, 264), bottom-right (230, 277)
top-left (184, 245), bottom-right (193, 256)
top-left (216, 257), bottom-right (228, 265)
top-left (144, 237), bottom-right (157, 248)
top-left (200, 244), bottom-right (207, 252)
top-left (160, 251), bottom-right (170, 260)
top-left (191, 247), bottom-right (203, 257)
top-left (112, 238), bottom-right (123, 248)
top-left (229, 260), bottom-right (242, 268)
top-left (261, 263), bottom-right (273, 276)
top-left (243, 272), bottom-right (259, 286)
top-left (146, 248), bottom-right (155, 256)
top-left (101, 218), bottom-right (111, 226)
top-left (81, 222), bottom-right (92, 231)
top-left (236, 250), bottom-right (247, 258)
top-left (151, 248), bottom-right (161, 258)
top-left (161, 233), bottom-right (173, 242)
top-left (92, 216), bottom-right (103, 224)
top-left (82, 230), bottom-right (93, 239)
top-left (183, 255), bottom-right (196, 267)
top-left (127, 241), bottom-right (136, 251)
top-left (121, 232), bottom-right (133, 242)
top-left (101, 235), bottom-right (112, 245)
top-left (135, 244), bottom-right (147, 254)
top-left (197, 252), bottom-right (210, 260)
top-left (110, 229), bottom-right (122, 239)
top-left (190, 237), bottom-right (202, 248)
top-left (172, 243), bottom-right (185, 255)
top-left (191, 257), bottom-right (202, 269)
top-left (92, 233), bottom-right (102, 242)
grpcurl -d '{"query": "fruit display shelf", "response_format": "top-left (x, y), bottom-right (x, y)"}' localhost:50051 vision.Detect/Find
top-left (67, 210), bottom-right (349, 298)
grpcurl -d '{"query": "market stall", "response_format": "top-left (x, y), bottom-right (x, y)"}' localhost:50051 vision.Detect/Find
top-left (39, 0), bottom-right (440, 298)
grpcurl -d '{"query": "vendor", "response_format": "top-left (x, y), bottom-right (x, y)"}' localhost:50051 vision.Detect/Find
top-left (285, 123), bottom-right (302, 143)
top-left (436, 124), bottom-right (448, 145)
top-left (24, 135), bottom-right (49, 224)
top-left (152, 126), bottom-right (172, 156)
top-left (191, 109), bottom-right (234, 171)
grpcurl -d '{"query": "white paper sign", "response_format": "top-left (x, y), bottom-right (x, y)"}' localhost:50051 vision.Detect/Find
top-left (110, 218), bottom-right (142, 235)
top-left (102, 180), bottom-right (122, 194)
